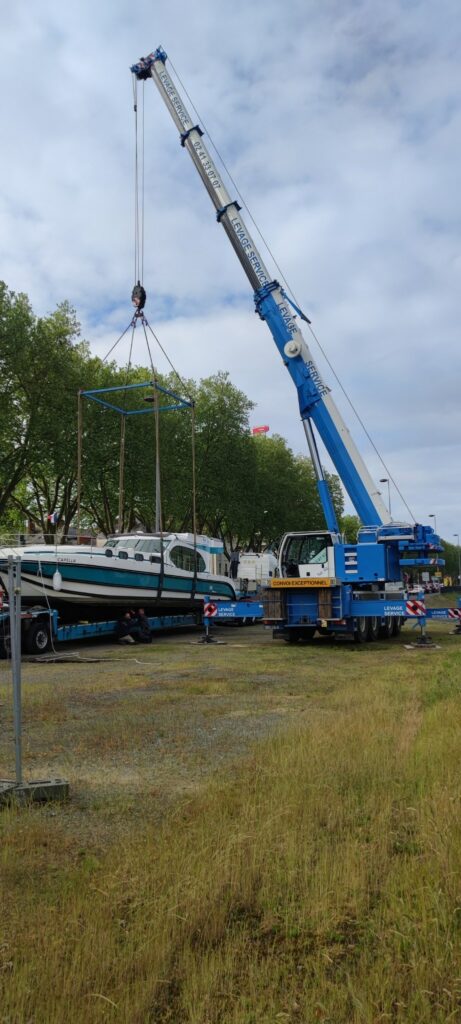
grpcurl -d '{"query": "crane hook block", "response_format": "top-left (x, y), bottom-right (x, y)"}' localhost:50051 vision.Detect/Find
top-left (132, 281), bottom-right (146, 310)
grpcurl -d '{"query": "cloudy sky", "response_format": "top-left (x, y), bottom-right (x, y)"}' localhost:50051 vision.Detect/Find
top-left (1, 0), bottom-right (460, 541)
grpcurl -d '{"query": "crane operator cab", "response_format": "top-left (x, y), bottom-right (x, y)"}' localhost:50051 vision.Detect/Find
top-left (278, 531), bottom-right (337, 580)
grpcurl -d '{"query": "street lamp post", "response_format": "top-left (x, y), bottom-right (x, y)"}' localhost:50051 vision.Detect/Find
top-left (428, 513), bottom-right (437, 534)
top-left (379, 478), bottom-right (391, 517)
top-left (454, 534), bottom-right (461, 586)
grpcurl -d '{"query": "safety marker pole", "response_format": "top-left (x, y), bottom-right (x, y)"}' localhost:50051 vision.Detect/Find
top-left (198, 596), bottom-right (219, 644)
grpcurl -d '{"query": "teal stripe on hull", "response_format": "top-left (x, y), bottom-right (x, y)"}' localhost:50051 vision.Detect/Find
top-left (19, 560), bottom-right (235, 600)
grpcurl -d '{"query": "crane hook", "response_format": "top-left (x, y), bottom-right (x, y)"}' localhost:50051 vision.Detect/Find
top-left (132, 281), bottom-right (146, 311)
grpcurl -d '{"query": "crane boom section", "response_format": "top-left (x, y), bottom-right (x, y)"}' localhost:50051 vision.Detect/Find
top-left (133, 49), bottom-right (390, 527)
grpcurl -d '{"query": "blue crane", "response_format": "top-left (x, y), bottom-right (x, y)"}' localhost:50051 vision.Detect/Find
top-left (131, 48), bottom-right (391, 535)
top-left (132, 48), bottom-right (444, 643)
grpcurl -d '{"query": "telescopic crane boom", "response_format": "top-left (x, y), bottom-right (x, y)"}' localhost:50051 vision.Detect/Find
top-left (131, 48), bottom-right (391, 533)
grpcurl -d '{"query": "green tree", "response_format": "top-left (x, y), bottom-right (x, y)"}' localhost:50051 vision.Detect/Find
top-left (340, 513), bottom-right (361, 542)
top-left (0, 284), bottom-right (37, 518)
top-left (0, 283), bottom-right (344, 551)
top-left (6, 302), bottom-right (98, 539)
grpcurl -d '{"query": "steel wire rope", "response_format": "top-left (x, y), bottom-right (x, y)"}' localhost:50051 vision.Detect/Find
top-left (117, 322), bottom-right (137, 532)
top-left (142, 318), bottom-right (193, 402)
top-left (141, 316), bottom-right (198, 543)
top-left (111, 66), bottom-right (199, 553)
top-left (141, 81), bottom-right (145, 286)
top-left (303, 321), bottom-right (415, 523)
top-left (101, 320), bottom-right (134, 364)
top-left (141, 319), bottom-right (198, 570)
top-left (132, 74), bottom-right (140, 286)
top-left (167, 57), bottom-right (414, 523)
top-left (140, 321), bottom-right (163, 534)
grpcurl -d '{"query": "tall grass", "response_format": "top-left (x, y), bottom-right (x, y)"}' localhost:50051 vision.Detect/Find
top-left (2, 641), bottom-right (461, 1021)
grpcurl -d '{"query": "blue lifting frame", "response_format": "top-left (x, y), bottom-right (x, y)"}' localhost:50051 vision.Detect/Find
top-left (80, 380), bottom-right (193, 416)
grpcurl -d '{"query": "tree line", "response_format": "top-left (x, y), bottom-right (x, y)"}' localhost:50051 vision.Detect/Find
top-left (2, 281), bottom-right (459, 577)
top-left (0, 283), bottom-right (345, 554)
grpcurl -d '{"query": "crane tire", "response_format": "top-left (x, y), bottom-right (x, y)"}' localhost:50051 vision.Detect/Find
top-left (354, 617), bottom-right (370, 643)
top-left (368, 617), bottom-right (380, 641)
top-left (379, 617), bottom-right (393, 639)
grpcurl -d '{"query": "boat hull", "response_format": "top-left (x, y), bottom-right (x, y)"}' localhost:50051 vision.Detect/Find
top-left (0, 547), bottom-right (236, 614)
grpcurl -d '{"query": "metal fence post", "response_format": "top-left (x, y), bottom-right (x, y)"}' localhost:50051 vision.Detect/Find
top-left (8, 556), bottom-right (22, 785)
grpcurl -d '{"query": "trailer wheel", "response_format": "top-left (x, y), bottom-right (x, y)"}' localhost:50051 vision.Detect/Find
top-left (25, 620), bottom-right (51, 655)
top-left (354, 617), bottom-right (369, 643)
top-left (391, 617), bottom-right (402, 637)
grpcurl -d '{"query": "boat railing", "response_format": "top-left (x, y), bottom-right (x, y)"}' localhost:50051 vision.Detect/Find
top-left (0, 533), bottom-right (104, 549)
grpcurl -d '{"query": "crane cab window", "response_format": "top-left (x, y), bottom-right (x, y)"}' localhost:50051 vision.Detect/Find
top-left (282, 534), bottom-right (332, 576)
top-left (169, 545), bottom-right (206, 573)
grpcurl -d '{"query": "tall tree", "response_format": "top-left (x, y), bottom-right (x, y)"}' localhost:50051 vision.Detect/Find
top-left (0, 284), bottom-right (37, 518)
top-left (6, 302), bottom-right (99, 538)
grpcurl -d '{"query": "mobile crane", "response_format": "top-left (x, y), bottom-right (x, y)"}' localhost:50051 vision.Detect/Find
top-left (131, 48), bottom-right (448, 642)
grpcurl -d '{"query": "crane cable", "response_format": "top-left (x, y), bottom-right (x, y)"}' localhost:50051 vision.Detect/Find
top-left (167, 57), bottom-right (415, 524)
top-left (132, 76), bottom-right (145, 287)
top-left (100, 74), bottom-right (197, 549)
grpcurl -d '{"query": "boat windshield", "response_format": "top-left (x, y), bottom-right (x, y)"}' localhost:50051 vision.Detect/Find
top-left (104, 537), bottom-right (164, 556)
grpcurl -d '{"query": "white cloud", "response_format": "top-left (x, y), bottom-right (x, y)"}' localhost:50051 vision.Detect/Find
top-left (1, 0), bottom-right (460, 537)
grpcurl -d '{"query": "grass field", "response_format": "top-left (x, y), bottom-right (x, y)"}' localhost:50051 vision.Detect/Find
top-left (1, 615), bottom-right (461, 1023)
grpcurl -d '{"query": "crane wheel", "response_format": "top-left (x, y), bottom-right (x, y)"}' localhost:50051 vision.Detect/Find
top-left (368, 617), bottom-right (380, 641)
top-left (379, 617), bottom-right (394, 639)
top-left (353, 617), bottom-right (370, 643)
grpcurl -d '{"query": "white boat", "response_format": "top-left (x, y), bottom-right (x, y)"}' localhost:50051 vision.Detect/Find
top-left (0, 532), bottom-right (236, 615)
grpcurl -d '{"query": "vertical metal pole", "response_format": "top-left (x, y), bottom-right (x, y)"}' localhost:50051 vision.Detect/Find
top-left (77, 391), bottom-right (83, 542)
top-left (191, 403), bottom-right (197, 543)
top-left (118, 415), bottom-right (126, 533)
top-left (8, 556), bottom-right (22, 786)
top-left (154, 386), bottom-right (162, 533)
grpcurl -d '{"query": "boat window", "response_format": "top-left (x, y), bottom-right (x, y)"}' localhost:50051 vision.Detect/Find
top-left (169, 545), bottom-right (206, 573)
top-left (104, 537), bottom-right (163, 555)
top-left (135, 539), bottom-right (163, 554)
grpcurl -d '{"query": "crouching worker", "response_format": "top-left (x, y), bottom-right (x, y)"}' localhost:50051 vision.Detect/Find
top-left (136, 607), bottom-right (152, 643)
top-left (116, 610), bottom-right (137, 644)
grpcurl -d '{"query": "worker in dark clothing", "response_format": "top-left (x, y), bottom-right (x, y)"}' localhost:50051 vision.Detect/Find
top-left (229, 549), bottom-right (240, 580)
top-left (136, 608), bottom-right (152, 643)
top-left (116, 611), bottom-right (137, 644)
